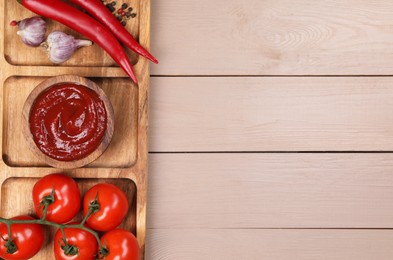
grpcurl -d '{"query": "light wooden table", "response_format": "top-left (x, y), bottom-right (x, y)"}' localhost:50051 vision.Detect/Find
top-left (146, 1), bottom-right (393, 259)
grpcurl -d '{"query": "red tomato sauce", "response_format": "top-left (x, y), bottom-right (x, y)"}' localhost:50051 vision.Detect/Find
top-left (29, 83), bottom-right (107, 161)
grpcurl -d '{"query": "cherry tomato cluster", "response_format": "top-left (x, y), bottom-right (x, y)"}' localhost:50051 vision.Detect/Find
top-left (0, 173), bottom-right (139, 260)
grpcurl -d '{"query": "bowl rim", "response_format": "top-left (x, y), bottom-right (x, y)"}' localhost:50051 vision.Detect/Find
top-left (22, 75), bottom-right (115, 169)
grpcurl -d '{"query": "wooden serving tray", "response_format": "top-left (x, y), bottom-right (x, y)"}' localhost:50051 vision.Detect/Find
top-left (0, 0), bottom-right (150, 258)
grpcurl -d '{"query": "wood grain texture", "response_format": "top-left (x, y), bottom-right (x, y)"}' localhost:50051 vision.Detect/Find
top-left (150, 77), bottom-right (393, 152)
top-left (147, 153), bottom-right (393, 229)
top-left (0, 0), bottom-right (151, 256)
top-left (146, 229), bottom-right (393, 260)
top-left (151, 0), bottom-right (393, 75)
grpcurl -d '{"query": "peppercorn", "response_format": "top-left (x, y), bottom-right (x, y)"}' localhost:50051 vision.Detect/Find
top-left (130, 13), bottom-right (136, 18)
top-left (106, 4), bottom-right (115, 12)
top-left (121, 3), bottom-right (128, 9)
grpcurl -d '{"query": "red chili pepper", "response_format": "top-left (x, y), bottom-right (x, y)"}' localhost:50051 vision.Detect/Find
top-left (68, 0), bottom-right (158, 64)
top-left (17, 0), bottom-right (138, 83)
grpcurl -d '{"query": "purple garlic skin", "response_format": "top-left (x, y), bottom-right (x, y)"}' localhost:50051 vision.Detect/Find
top-left (44, 31), bottom-right (92, 64)
top-left (17, 16), bottom-right (47, 47)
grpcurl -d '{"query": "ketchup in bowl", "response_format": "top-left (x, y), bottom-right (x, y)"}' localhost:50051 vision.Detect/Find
top-left (29, 83), bottom-right (107, 161)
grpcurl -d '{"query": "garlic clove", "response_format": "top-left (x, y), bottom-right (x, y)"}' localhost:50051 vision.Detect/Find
top-left (43, 31), bottom-right (93, 64)
top-left (15, 16), bottom-right (47, 47)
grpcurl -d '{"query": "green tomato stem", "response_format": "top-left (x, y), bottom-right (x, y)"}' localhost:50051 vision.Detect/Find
top-left (67, 223), bottom-right (102, 247)
top-left (6, 223), bottom-right (11, 239)
top-left (80, 209), bottom-right (93, 226)
top-left (4, 223), bottom-right (17, 254)
top-left (60, 227), bottom-right (67, 242)
top-left (0, 207), bottom-right (105, 256)
top-left (40, 188), bottom-right (56, 221)
top-left (41, 203), bottom-right (49, 221)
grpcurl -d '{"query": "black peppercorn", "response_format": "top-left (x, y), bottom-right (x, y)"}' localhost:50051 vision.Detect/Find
top-left (106, 4), bottom-right (115, 12)
top-left (121, 3), bottom-right (128, 9)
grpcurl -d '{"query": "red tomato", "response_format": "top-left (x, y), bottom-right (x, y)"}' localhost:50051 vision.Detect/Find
top-left (0, 215), bottom-right (45, 260)
top-left (83, 183), bottom-right (128, 231)
top-left (54, 225), bottom-right (98, 260)
top-left (100, 229), bottom-right (139, 260)
top-left (33, 173), bottom-right (81, 223)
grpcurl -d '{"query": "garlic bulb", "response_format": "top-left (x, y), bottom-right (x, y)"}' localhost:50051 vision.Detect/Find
top-left (16, 16), bottom-right (47, 47)
top-left (43, 31), bottom-right (93, 64)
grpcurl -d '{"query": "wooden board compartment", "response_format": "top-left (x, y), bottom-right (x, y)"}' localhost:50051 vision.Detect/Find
top-left (0, 0), bottom-right (151, 258)
top-left (3, 76), bottom-right (139, 168)
top-left (4, 0), bottom-right (140, 66)
top-left (1, 177), bottom-right (137, 259)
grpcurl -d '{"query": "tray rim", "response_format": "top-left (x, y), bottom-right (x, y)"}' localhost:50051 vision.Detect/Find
top-left (0, 0), bottom-right (151, 258)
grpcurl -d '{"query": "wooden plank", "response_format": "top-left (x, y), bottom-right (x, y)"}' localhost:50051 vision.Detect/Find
top-left (146, 229), bottom-right (393, 260)
top-left (149, 77), bottom-right (393, 152)
top-left (147, 153), bottom-right (393, 229)
top-left (151, 0), bottom-right (393, 75)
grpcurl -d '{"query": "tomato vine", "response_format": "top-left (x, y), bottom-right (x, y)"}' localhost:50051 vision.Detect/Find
top-left (0, 192), bottom-right (109, 258)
